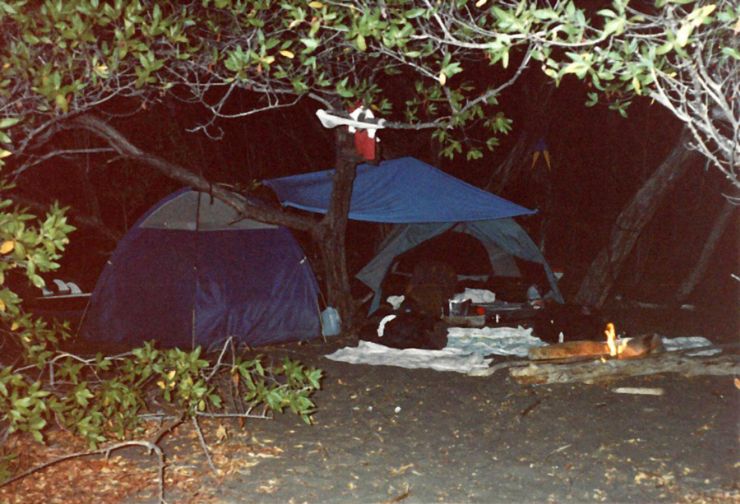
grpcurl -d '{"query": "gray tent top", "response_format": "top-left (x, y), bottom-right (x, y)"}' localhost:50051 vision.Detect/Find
top-left (356, 220), bottom-right (564, 313)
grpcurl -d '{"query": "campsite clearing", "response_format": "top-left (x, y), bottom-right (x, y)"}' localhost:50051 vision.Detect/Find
top-left (3, 307), bottom-right (737, 503)
top-left (141, 319), bottom-right (737, 504)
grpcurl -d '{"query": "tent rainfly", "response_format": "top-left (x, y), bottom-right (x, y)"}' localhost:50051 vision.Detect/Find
top-left (265, 157), bottom-right (564, 313)
top-left (81, 189), bottom-right (321, 348)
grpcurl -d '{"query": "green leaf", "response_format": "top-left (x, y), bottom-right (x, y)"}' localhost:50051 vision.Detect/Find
top-left (55, 94), bottom-right (69, 113)
top-left (485, 136), bottom-right (500, 151)
top-left (29, 415), bottom-right (46, 431)
top-left (675, 23), bottom-right (692, 47)
top-left (74, 386), bottom-right (93, 406)
top-left (721, 47), bottom-right (740, 60)
top-left (655, 41), bottom-right (673, 56)
top-left (356, 34), bottom-right (366, 52)
top-left (404, 7), bottom-right (426, 18)
top-left (209, 393), bottom-right (222, 408)
top-left (13, 397), bottom-right (32, 410)
top-left (31, 274), bottom-right (45, 289)
top-left (602, 17), bottom-right (624, 37)
top-left (0, 118), bottom-right (20, 129)
top-left (300, 37), bottom-right (319, 53)
top-left (585, 92), bottom-right (599, 107)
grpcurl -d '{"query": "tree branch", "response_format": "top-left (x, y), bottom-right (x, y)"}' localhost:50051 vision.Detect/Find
top-left (69, 114), bottom-right (317, 232)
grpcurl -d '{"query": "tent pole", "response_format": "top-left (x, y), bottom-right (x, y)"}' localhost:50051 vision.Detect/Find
top-left (192, 191), bottom-right (202, 350)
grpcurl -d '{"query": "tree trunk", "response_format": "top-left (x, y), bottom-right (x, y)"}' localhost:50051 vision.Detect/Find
top-left (575, 129), bottom-right (697, 307)
top-left (313, 128), bottom-right (362, 331)
top-left (624, 229), bottom-right (653, 290)
top-left (675, 200), bottom-right (736, 303)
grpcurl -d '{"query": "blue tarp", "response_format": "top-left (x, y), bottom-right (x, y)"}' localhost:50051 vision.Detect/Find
top-left (264, 157), bottom-right (536, 223)
top-left (81, 189), bottom-right (321, 349)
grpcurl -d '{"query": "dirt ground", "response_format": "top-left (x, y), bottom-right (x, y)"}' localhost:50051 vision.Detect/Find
top-left (4, 307), bottom-right (739, 503)
top-left (132, 306), bottom-right (738, 504)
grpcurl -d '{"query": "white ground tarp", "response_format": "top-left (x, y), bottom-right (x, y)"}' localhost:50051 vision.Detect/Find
top-left (325, 331), bottom-right (720, 374)
top-left (325, 340), bottom-right (493, 374)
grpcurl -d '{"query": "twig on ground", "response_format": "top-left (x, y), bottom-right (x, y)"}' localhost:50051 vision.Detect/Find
top-left (519, 398), bottom-right (543, 418)
top-left (192, 416), bottom-right (218, 475)
top-left (149, 413), bottom-right (186, 445)
top-left (382, 483), bottom-right (411, 503)
top-left (196, 411), bottom-right (270, 420)
top-left (546, 444), bottom-right (572, 458)
top-left (205, 337), bottom-right (234, 382)
top-left (612, 387), bottom-right (664, 396)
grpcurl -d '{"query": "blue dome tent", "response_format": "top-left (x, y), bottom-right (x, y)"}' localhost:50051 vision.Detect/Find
top-left (81, 189), bottom-right (321, 349)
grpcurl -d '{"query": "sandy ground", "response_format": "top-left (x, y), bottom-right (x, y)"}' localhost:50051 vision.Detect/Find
top-left (125, 306), bottom-right (739, 504)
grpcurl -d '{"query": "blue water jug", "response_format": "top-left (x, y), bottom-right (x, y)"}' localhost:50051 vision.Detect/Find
top-left (321, 307), bottom-right (341, 337)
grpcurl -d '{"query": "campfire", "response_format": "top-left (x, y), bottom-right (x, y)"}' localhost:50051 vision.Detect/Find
top-left (528, 321), bottom-right (664, 361)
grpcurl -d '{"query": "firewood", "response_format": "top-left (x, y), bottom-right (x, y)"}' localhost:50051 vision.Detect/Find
top-left (527, 334), bottom-right (664, 361)
top-left (527, 340), bottom-right (610, 360)
top-left (510, 352), bottom-right (740, 385)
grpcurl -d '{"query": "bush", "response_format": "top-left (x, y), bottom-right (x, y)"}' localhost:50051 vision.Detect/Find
top-left (0, 164), bottom-right (322, 484)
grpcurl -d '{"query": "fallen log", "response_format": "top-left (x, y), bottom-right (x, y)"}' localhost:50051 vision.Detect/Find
top-left (510, 351), bottom-right (740, 385)
top-left (527, 333), bottom-right (664, 361)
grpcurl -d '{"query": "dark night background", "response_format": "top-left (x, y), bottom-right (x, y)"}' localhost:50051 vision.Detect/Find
top-left (2, 4), bottom-right (738, 502)
top-left (15, 73), bottom-right (738, 328)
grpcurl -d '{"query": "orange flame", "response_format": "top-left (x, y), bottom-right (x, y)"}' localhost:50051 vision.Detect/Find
top-left (605, 322), bottom-right (617, 356)
top-left (604, 322), bottom-right (628, 357)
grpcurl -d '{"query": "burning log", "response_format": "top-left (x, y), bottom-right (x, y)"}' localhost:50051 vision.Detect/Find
top-left (510, 351), bottom-right (740, 385)
top-left (528, 332), bottom-right (664, 361)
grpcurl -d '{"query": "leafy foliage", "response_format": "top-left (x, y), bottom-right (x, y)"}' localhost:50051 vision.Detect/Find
top-left (0, 340), bottom-right (322, 450)
top-left (530, 1), bottom-right (739, 193)
top-left (0, 0), bottom-right (558, 171)
top-left (0, 145), bottom-right (75, 448)
top-left (0, 324), bottom-right (322, 474)
top-left (0, 1), bottom-right (735, 192)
